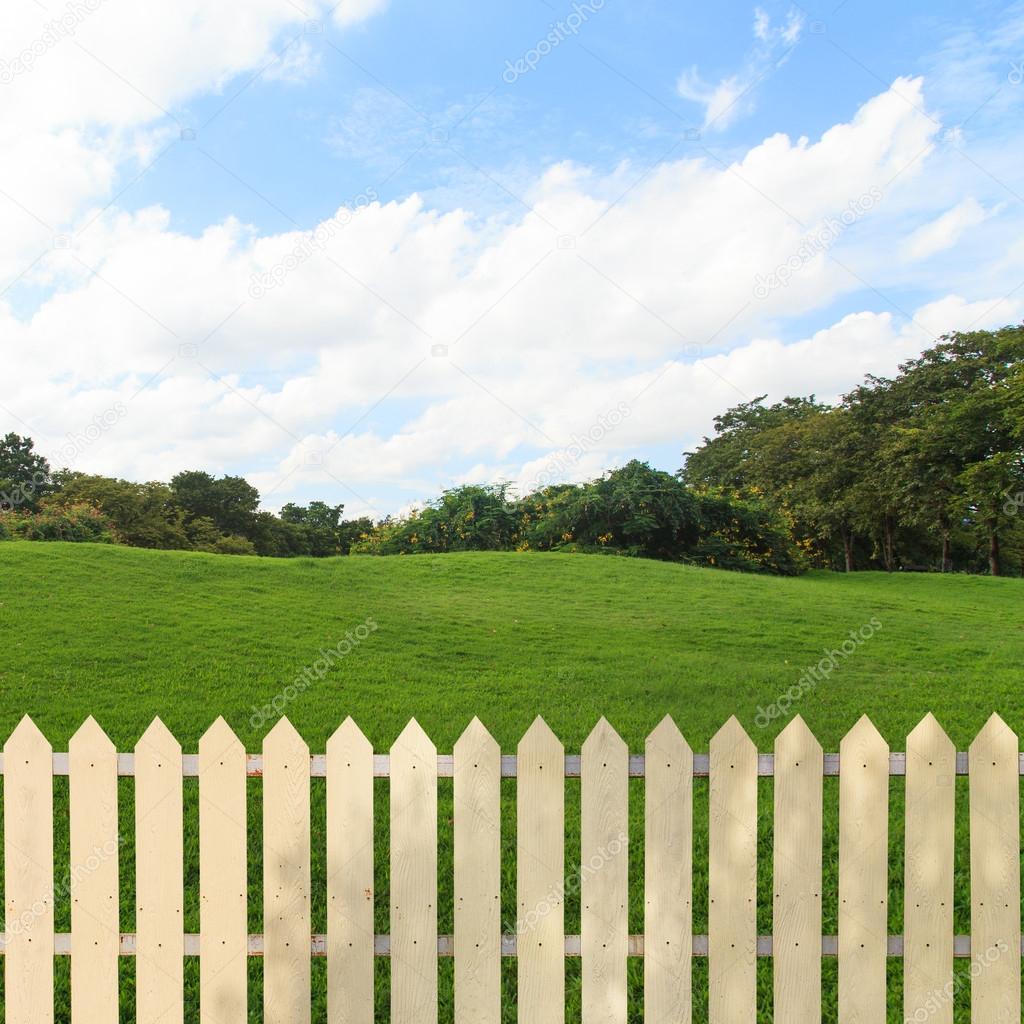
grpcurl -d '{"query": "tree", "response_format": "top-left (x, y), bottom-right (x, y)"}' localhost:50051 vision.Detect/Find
top-left (170, 471), bottom-right (261, 538)
top-left (0, 433), bottom-right (52, 511)
top-left (47, 473), bottom-right (191, 549)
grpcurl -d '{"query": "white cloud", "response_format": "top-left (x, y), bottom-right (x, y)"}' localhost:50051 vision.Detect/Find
top-left (676, 6), bottom-right (804, 131)
top-left (1, 49), bottom-right (1021, 516)
top-left (903, 197), bottom-right (991, 260)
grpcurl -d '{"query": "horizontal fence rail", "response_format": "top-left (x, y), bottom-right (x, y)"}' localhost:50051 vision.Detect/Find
top-left (2, 711), bottom-right (1021, 1024)
top-left (0, 932), bottom-right (1021, 957)
top-left (0, 751), bottom-right (1013, 775)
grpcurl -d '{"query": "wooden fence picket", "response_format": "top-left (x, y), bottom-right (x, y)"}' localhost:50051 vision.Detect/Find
top-left (773, 716), bottom-right (823, 1024)
top-left (969, 713), bottom-right (1020, 1023)
top-left (198, 717), bottom-right (247, 1024)
top-left (69, 716), bottom-right (119, 1024)
top-left (708, 716), bottom-right (757, 1024)
top-left (4, 716), bottom-right (54, 1024)
top-left (454, 717), bottom-right (501, 1024)
top-left (837, 715), bottom-right (888, 1024)
top-left (135, 718), bottom-right (183, 1024)
top-left (904, 713), bottom-right (954, 1024)
top-left (390, 719), bottom-right (438, 1024)
top-left (581, 718), bottom-right (628, 1024)
top-left (327, 717), bottom-right (375, 1024)
top-left (643, 716), bottom-right (692, 1024)
top-left (263, 718), bottom-right (311, 1024)
top-left (517, 717), bottom-right (565, 1024)
top-left (4, 709), bottom-right (1024, 1022)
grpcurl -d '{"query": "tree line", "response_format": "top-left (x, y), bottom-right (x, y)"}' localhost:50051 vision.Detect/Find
top-left (682, 325), bottom-right (1024, 575)
top-left (0, 440), bottom-right (799, 573)
top-left (2, 324), bottom-right (1020, 575)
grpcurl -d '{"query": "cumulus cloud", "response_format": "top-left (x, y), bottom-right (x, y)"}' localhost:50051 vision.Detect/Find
top-left (0, 0), bottom-right (1020, 519)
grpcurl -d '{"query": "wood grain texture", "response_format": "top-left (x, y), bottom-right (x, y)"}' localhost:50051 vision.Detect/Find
top-left (773, 716), bottom-right (822, 1024)
top-left (708, 716), bottom-right (757, 1024)
top-left (581, 718), bottom-right (628, 1024)
top-left (69, 716), bottom-right (119, 1024)
top-left (644, 715), bottom-right (692, 1024)
top-left (4, 716), bottom-right (54, 1024)
top-left (838, 715), bottom-right (888, 1024)
top-left (454, 717), bottom-right (501, 1024)
top-left (390, 719), bottom-right (438, 1024)
top-left (135, 717), bottom-right (184, 1024)
top-left (327, 717), bottom-right (375, 1024)
top-left (904, 713), bottom-right (954, 1024)
top-left (199, 717), bottom-right (247, 1024)
top-left (263, 717), bottom-right (311, 1024)
top-left (516, 717), bottom-right (565, 1024)
top-left (968, 713), bottom-right (1020, 1024)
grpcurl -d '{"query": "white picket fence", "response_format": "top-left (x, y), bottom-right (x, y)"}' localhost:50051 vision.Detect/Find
top-left (1, 711), bottom-right (1020, 1022)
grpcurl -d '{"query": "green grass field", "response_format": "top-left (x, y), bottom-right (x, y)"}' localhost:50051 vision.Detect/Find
top-left (0, 541), bottom-right (1021, 1022)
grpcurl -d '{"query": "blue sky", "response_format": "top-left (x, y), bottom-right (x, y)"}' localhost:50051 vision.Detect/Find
top-left (1, 0), bottom-right (1022, 517)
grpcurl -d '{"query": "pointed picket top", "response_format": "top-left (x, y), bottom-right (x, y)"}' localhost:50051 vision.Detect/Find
top-left (326, 715), bottom-right (372, 759)
top-left (646, 714), bottom-right (692, 774)
top-left (198, 716), bottom-right (243, 762)
top-left (136, 716), bottom-right (181, 760)
top-left (518, 715), bottom-right (562, 754)
top-left (840, 713), bottom-right (888, 757)
top-left (69, 715), bottom-right (114, 756)
top-left (454, 716), bottom-right (498, 760)
top-left (391, 716), bottom-right (436, 770)
top-left (774, 714), bottom-right (822, 764)
top-left (906, 712), bottom-right (954, 765)
top-left (5, 713), bottom-right (51, 755)
top-left (969, 712), bottom-right (1018, 759)
top-left (263, 715), bottom-right (308, 761)
top-left (582, 715), bottom-right (627, 759)
top-left (647, 713), bottom-right (688, 751)
top-left (710, 714), bottom-right (755, 763)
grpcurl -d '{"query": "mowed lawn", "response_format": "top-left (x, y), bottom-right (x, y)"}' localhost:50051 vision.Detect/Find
top-left (0, 540), bottom-right (1022, 1023)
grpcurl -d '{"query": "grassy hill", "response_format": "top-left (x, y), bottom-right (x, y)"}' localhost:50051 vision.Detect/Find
top-left (1, 541), bottom-right (1021, 1022)
top-left (1, 540), bottom-right (1020, 749)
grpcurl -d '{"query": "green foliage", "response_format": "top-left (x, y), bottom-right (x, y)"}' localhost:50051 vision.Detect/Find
top-left (682, 324), bottom-right (1024, 574)
top-left (48, 472), bottom-right (190, 549)
top-left (354, 484), bottom-right (519, 555)
top-left (0, 432), bottom-right (52, 511)
top-left (0, 502), bottom-right (116, 543)
top-left (353, 464), bottom-right (800, 574)
top-left (170, 470), bottom-right (261, 537)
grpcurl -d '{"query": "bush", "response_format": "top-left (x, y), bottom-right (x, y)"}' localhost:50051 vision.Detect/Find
top-left (0, 503), bottom-right (116, 543)
top-left (212, 534), bottom-right (257, 555)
